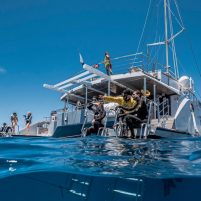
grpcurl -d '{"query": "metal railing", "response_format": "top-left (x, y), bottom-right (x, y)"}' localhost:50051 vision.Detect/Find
top-left (94, 52), bottom-right (146, 75)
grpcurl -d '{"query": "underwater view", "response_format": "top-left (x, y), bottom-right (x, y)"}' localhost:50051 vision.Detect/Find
top-left (1, 135), bottom-right (201, 201)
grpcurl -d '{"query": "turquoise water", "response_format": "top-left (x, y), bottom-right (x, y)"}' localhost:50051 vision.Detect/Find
top-left (1, 135), bottom-right (201, 200)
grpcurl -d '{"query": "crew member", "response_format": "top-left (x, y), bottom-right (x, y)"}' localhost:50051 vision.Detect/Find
top-left (103, 52), bottom-right (112, 76)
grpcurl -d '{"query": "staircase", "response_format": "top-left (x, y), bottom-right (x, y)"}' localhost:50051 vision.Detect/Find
top-left (151, 117), bottom-right (174, 129)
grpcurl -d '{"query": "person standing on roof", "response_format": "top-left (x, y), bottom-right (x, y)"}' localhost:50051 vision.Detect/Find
top-left (11, 112), bottom-right (18, 133)
top-left (103, 52), bottom-right (112, 76)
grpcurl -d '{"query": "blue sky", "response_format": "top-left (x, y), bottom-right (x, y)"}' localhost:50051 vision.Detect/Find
top-left (0, 0), bottom-right (201, 129)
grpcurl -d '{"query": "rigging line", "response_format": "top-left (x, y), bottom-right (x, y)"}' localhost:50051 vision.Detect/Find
top-left (168, 0), bottom-right (179, 78)
top-left (171, 47), bottom-right (201, 100)
top-left (185, 31), bottom-right (201, 79)
top-left (154, 1), bottom-right (160, 43)
top-left (147, 1), bottom-right (162, 70)
top-left (193, 85), bottom-right (201, 100)
top-left (173, 0), bottom-right (185, 27)
top-left (166, 3), bottom-right (184, 29)
top-left (156, 0), bottom-right (163, 7)
top-left (148, 42), bottom-right (163, 68)
top-left (140, 0), bottom-right (156, 53)
top-left (135, 0), bottom-right (152, 55)
top-left (148, 0), bottom-right (160, 59)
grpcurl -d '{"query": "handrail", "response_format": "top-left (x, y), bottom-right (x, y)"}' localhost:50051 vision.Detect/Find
top-left (81, 109), bottom-right (88, 137)
top-left (142, 98), bottom-right (170, 138)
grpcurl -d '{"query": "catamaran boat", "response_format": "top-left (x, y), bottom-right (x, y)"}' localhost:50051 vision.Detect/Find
top-left (22, 0), bottom-right (201, 138)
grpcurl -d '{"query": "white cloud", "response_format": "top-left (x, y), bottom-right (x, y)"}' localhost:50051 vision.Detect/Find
top-left (0, 67), bottom-right (6, 74)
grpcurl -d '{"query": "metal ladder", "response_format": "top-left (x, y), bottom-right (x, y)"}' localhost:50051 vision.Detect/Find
top-left (81, 109), bottom-right (88, 137)
top-left (67, 174), bottom-right (93, 200)
top-left (112, 177), bottom-right (144, 201)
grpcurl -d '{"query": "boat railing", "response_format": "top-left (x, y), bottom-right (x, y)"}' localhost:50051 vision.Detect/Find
top-left (158, 98), bottom-right (170, 117)
top-left (97, 109), bottom-right (111, 136)
top-left (81, 109), bottom-right (88, 137)
top-left (140, 100), bottom-right (158, 138)
top-left (94, 52), bottom-right (146, 75)
top-left (143, 98), bottom-right (170, 134)
top-left (142, 98), bottom-right (170, 138)
top-left (89, 52), bottom-right (173, 81)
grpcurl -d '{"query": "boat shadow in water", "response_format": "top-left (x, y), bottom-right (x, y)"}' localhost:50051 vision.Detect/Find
top-left (0, 171), bottom-right (200, 201)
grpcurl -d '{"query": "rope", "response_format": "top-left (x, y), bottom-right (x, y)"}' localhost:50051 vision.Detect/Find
top-left (166, 2), bottom-right (184, 29)
top-left (135, 0), bottom-right (153, 55)
top-left (168, 0), bottom-right (179, 79)
top-left (185, 31), bottom-right (201, 79)
top-left (174, 0), bottom-right (185, 27)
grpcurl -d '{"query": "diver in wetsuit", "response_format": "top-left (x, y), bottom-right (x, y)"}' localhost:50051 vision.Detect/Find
top-left (103, 89), bottom-right (149, 138)
top-left (0, 123), bottom-right (12, 135)
top-left (23, 112), bottom-right (32, 129)
top-left (86, 98), bottom-right (106, 136)
top-left (123, 91), bottom-right (146, 137)
top-left (102, 89), bottom-right (138, 138)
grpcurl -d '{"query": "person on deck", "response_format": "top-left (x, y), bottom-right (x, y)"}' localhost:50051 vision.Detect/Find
top-left (131, 90), bottom-right (150, 121)
top-left (0, 123), bottom-right (12, 134)
top-left (121, 90), bottom-right (149, 138)
top-left (102, 89), bottom-right (136, 110)
top-left (10, 112), bottom-right (18, 133)
top-left (86, 98), bottom-right (106, 136)
top-left (103, 52), bottom-right (112, 76)
top-left (76, 100), bottom-right (82, 110)
top-left (23, 112), bottom-right (32, 130)
top-left (102, 89), bottom-right (138, 138)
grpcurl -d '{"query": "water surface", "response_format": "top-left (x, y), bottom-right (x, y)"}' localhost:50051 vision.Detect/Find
top-left (1, 135), bottom-right (201, 179)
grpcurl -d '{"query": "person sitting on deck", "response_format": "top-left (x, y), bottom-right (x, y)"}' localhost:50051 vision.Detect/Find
top-left (102, 89), bottom-right (138, 138)
top-left (121, 90), bottom-right (150, 138)
top-left (102, 89), bottom-right (136, 111)
top-left (86, 97), bottom-right (106, 136)
top-left (0, 123), bottom-right (12, 134)
top-left (102, 89), bottom-right (150, 138)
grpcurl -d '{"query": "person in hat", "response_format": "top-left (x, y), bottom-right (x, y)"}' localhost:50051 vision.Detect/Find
top-left (103, 52), bottom-right (112, 76)
top-left (10, 112), bottom-right (18, 133)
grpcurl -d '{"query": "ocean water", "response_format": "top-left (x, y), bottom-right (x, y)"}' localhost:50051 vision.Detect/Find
top-left (1, 135), bottom-right (201, 201)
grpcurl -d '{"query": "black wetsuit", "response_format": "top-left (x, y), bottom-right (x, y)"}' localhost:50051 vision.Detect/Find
top-left (124, 97), bottom-right (148, 138)
top-left (0, 126), bottom-right (12, 134)
top-left (25, 114), bottom-right (32, 125)
top-left (86, 103), bottom-right (106, 135)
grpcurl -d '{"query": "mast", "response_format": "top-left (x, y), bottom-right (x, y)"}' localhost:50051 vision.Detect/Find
top-left (164, 0), bottom-right (169, 73)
